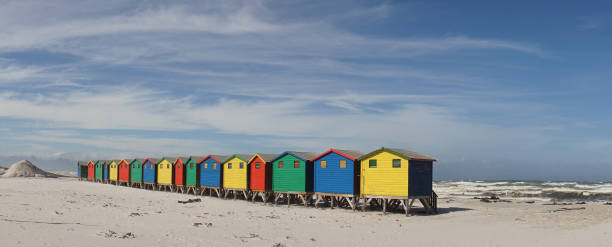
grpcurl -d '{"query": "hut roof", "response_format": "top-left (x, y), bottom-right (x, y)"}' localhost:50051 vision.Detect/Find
top-left (77, 161), bottom-right (87, 166)
top-left (222, 154), bottom-right (252, 164)
top-left (176, 157), bottom-right (190, 163)
top-left (157, 157), bottom-right (175, 164)
top-left (130, 158), bottom-right (146, 164)
top-left (312, 149), bottom-right (364, 161)
top-left (359, 147), bottom-right (437, 162)
top-left (199, 155), bottom-right (229, 164)
top-left (188, 156), bottom-right (206, 163)
top-left (248, 153), bottom-right (280, 164)
top-left (145, 158), bottom-right (160, 164)
top-left (271, 151), bottom-right (318, 162)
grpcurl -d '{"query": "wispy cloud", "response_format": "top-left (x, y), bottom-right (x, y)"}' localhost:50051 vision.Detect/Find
top-left (577, 14), bottom-right (612, 29)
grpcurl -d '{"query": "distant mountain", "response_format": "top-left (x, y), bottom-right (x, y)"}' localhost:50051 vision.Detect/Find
top-left (0, 155), bottom-right (77, 172)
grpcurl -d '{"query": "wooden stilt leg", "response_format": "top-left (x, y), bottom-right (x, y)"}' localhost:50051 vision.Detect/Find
top-left (383, 199), bottom-right (387, 214)
top-left (361, 197), bottom-right (367, 212)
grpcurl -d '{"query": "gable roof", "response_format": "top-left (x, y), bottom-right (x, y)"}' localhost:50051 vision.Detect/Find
top-left (248, 153), bottom-right (280, 164)
top-left (157, 157), bottom-right (175, 164)
top-left (187, 156), bottom-right (206, 163)
top-left (271, 151), bottom-right (318, 163)
top-left (144, 158), bottom-right (160, 164)
top-left (312, 149), bottom-right (364, 162)
top-left (359, 147), bottom-right (436, 162)
top-left (130, 158), bottom-right (146, 164)
top-left (199, 155), bottom-right (230, 164)
top-left (176, 157), bottom-right (189, 163)
top-left (222, 154), bottom-right (251, 164)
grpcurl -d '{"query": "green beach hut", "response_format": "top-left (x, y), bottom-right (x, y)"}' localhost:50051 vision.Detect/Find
top-left (95, 160), bottom-right (103, 183)
top-left (270, 151), bottom-right (318, 206)
top-left (130, 159), bottom-right (144, 188)
top-left (184, 156), bottom-right (204, 194)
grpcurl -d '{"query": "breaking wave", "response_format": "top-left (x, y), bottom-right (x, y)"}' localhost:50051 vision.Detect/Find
top-left (434, 181), bottom-right (612, 201)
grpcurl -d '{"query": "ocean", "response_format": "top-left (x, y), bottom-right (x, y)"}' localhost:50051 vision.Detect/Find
top-left (434, 181), bottom-right (612, 201)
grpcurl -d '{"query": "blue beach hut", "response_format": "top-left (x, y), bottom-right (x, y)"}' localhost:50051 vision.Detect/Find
top-left (198, 155), bottom-right (228, 197)
top-left (142, 158), bottom-right (159, 190)
top-left (103, 160), bottom-right (109, 183)
top-left (311, 149), bottom-right (363, 210)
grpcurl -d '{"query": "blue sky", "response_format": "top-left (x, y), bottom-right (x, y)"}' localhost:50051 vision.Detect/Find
top-left (1, 0), bottom-right (611, 180)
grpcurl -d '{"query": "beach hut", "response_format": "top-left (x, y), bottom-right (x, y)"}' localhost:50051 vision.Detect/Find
top-left (358, 147), bottom-right (437, 215)
top-left (118, 159), bottom-right (130, 186)
top-left (77, 161), bottom-right (88, 180)
top-left (142, 158), bottom-right (159, 190)
top-left (93, 160), bottom-right (103, 183)
top-left (198, 155), bottom-right (229, 197)
top-left (156, 158), bottom-right (174, 191)
top-left (130, 159), bottom-right (144, 188)
top-left (270, 151), bottom-right (317, 206)
top-left (87, 161), bottom-right (95, 181)
top-left (248, 153), bottom-right (278, 203)
top-left (312, 149), bottom-right (363, 210)
top-left (108, 160), bottom-right (119, 185)
top-left (103, 160), bottom-right (109, 183)
top-left (184, 156), bottom-right (204, 194)
top-left (173, 157), bottom-right (188, 193)
top-left (221, 154), bottom-right (251, 199)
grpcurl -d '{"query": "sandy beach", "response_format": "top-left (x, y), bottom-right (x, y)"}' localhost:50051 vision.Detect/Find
top-left (1, 178), bottom-right (612, 247)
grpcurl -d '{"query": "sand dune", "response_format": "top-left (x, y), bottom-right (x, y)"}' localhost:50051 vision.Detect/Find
top-left (1, 178), bottom-right (612, 247)
top-left (1, 160), bottom-right (59, 178)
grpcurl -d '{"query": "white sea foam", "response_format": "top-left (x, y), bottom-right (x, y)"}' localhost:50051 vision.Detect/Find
top-left (434, 180), bottom-right (612, 201)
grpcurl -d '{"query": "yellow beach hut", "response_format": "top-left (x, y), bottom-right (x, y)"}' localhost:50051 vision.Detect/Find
top-left (108, 160), bottom-right (119, 185)
top-left (359, 147), bottom-right (437, 215)
top-left (222, 154), bottom-right (251, 199)
top-left (156, 157), bottom-right (174, 191)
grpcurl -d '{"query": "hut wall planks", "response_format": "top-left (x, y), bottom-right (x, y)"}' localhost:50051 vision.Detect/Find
top-left (109, 161), bottom-right (118, 181)
top-left (200, 157), bottom-right (221, 188)
top-left (130, 160), bottom-right (143, 183)
top-left (223, 156), bottom-right (248, 190)
top-left (174, 159), bottom-right (185, 186)
top-left (103, 161), bottom-right (109, 180)
top-left (156, 159), bottom-right (173, 185)
top-left (360, 151), bottom-right (408, 197)
top-left (87, 161), bottom-right (94, 179)
top-left (249, 156), bottom-right (267, 191)
top-left (142, 159), bottom-right (156, 184)
top-left (118, 160), bottom-right (130, 182)
top-left (185, 158), bottom-right (198, 187)
top-left (313, 152), bottom-right (355, 195)
top-left (408, 160), bottom-right (433, 197)
top-left (95, 161), bottom-right (103, 180)
top-left (272, 154), bottom-right (312, 192)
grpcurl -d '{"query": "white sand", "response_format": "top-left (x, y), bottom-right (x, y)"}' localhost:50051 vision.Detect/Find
top-left (1, 178), bottom-right (612, 247)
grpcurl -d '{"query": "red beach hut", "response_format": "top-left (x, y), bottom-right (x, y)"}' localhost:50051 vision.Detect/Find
top-left (87, 161), bottom-right (95, 181)
top-left (248, 153), bottom-right (278, 203)
top-left (118, 159), bottom-right (130, 186)
top-left (174, 157), bottom-right (187, 193)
